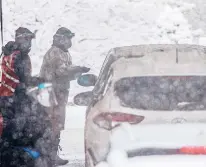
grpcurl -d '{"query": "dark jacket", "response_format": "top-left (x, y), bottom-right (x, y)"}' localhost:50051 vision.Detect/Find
top-left (0, 42), bottom-right (52, 166)
top-left (0, 93), bottom-right (54, 166)
top-left (2, 41), bottom-right (44, 93)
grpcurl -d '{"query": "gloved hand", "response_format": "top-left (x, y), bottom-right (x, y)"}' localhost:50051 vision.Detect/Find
top-left (79, 66), bottom-right (90, 73)
top-left (74, 72), bottom-right (82, 79)
top-left (68, 66), bottom-right (90, 81)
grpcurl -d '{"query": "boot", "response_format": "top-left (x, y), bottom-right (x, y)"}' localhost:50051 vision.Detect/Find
top-left (52, 132), bottom-right (68, 166)
top-left (55, 155), bottom-right (69, 166)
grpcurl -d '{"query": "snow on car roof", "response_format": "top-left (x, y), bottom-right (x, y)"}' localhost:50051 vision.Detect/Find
top-left (111, 57), bottom-right (206, 79)
top-left (94, 44), bottom-right (206, 93)
top-left (110, 44), bottom-right (206, 60)
top-left (103, 44), bottom-right (206, 80)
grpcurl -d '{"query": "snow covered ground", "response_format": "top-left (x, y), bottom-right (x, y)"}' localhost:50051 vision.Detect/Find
top-left (59, 106), bottom-right (86, 166)
top-left (3, 0), bottom-right (206, 166)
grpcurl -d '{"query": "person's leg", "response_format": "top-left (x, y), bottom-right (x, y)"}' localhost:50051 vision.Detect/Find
top-left (52, 105), bottom-right (68, 166)
top-left (52, 89), bottom-right (69, 165)
top-left (35, 156), bottom-right (54, 167)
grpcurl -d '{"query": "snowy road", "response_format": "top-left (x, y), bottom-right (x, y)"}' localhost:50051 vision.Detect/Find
top-left (59, 106), bottom-right (86, 166)
top-left (65, 162), bottom-right (84, 167)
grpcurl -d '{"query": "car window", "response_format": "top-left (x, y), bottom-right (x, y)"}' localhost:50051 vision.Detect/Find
top-left (93, 53), bottom-right (116, 95)
top-left (114, 76), bottom-right (206, 111)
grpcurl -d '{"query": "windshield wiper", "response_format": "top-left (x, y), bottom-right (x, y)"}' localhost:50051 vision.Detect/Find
top-left (127, 148), bottom-right (180, 157)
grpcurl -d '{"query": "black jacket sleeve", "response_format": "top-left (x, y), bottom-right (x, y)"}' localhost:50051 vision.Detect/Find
top-left (14, 53), bottom-right (45, 88)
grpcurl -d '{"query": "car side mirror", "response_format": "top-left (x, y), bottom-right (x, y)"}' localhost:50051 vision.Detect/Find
top-left (77, 74), bottom-right (97, 87)
top-left (73, 91), bottom-right (93, 106)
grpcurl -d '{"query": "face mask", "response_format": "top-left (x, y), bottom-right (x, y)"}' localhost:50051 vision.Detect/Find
top-left (16, 37), bottom-right (32, 53)
top-left (20, 42), bottom-right (31, 52)
top-left (59, 36), bottom-right (72, 49)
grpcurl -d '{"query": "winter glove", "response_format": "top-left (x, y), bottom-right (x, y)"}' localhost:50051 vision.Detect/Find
top-left (74, 72), bottom-right (82, 79)
top-left (65, 66), bottom-right (90, 81)
top-left (79, 66), bottom-right (90, 73)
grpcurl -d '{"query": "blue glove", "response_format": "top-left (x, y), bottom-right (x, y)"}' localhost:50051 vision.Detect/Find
top-left (80, 66), bottom-right (90, 73)
top-left (22, 147), bottom-right (40, 159)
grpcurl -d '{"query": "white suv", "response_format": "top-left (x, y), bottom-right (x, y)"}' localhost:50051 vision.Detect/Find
top-left (75, 44), bottom-right (206, 167)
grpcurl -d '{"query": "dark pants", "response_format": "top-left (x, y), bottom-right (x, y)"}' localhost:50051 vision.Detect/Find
top-left (53, 89), bottom-right (69, 131)
top-left (0, 147), bottom-right (54, 167)
top-left (0, 94), bottom-right (55, 167)
top-left (47, 89), bottom-right (69, 160)
top-left (0, 147), bottom-right (35, 167)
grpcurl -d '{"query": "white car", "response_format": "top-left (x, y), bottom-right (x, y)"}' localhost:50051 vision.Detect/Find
top-left (75, 44), bottom-right (206, 167)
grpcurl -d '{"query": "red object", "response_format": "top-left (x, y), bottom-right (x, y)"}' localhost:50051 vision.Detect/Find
top-left (0, 51), bottom-right (20, 96)
top-left (180, 146), bottom-right (206, 154)
top-left (0, 113), bottom-right (3, 136)
top-left (93, 112), bottom-right (144, 130)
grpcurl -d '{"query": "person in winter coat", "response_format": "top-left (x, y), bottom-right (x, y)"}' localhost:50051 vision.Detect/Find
top-left (40, 27), bottom-right (90, 166)
top-left (0, 27), bottom-right (44, 108)
top-left (0, 27), bottom-right (54, 167)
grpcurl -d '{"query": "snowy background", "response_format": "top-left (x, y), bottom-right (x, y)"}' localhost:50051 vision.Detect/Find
top-left (2, 0), bottom-right (206, 166)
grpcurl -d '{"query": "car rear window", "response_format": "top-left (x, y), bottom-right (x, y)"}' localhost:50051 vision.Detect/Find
top-left (114, 76), bottom-right (206, 110)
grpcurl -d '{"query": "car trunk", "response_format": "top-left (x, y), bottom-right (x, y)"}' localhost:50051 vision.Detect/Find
top-left (109, 75), bottom-right (206, 152)
top-left (105, 122), bottom-right (206, 167)
top-left (110, 123), bottom-right (206, 153)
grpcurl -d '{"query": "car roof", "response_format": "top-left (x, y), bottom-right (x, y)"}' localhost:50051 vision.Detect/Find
top-left (110, 44), bottom-right (206, 61)
top-left (112, 58), bottom-right (206, 79)
top-left (93, 44), bottom-right (206, 93)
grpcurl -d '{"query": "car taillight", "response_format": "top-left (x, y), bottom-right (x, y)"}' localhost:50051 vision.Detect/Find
top-left (93, 112), bottom-right (144, 130)
top-left (180, 146), bottom-right (206, 154)
top-left (127, 147), bottom-right (206, 157)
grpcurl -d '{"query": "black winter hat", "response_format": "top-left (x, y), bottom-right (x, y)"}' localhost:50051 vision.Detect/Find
top-left (15, 27), bottom-right (35, 39)
top-left (55, 27), bottom-right (75, 38)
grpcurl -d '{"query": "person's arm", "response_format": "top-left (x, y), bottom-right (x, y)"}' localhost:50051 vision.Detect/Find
top-left (14, 54), bottom-right (45, 88)
top-left (23, 56), bottom-right (45, 86)
top-left (54, 52), bottom-right (90, 81)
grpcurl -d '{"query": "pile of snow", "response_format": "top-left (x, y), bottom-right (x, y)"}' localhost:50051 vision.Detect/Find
top-left (95, 150), bottom-right (128, 167)
top-left (154, 4), bottom-right (195, 44)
